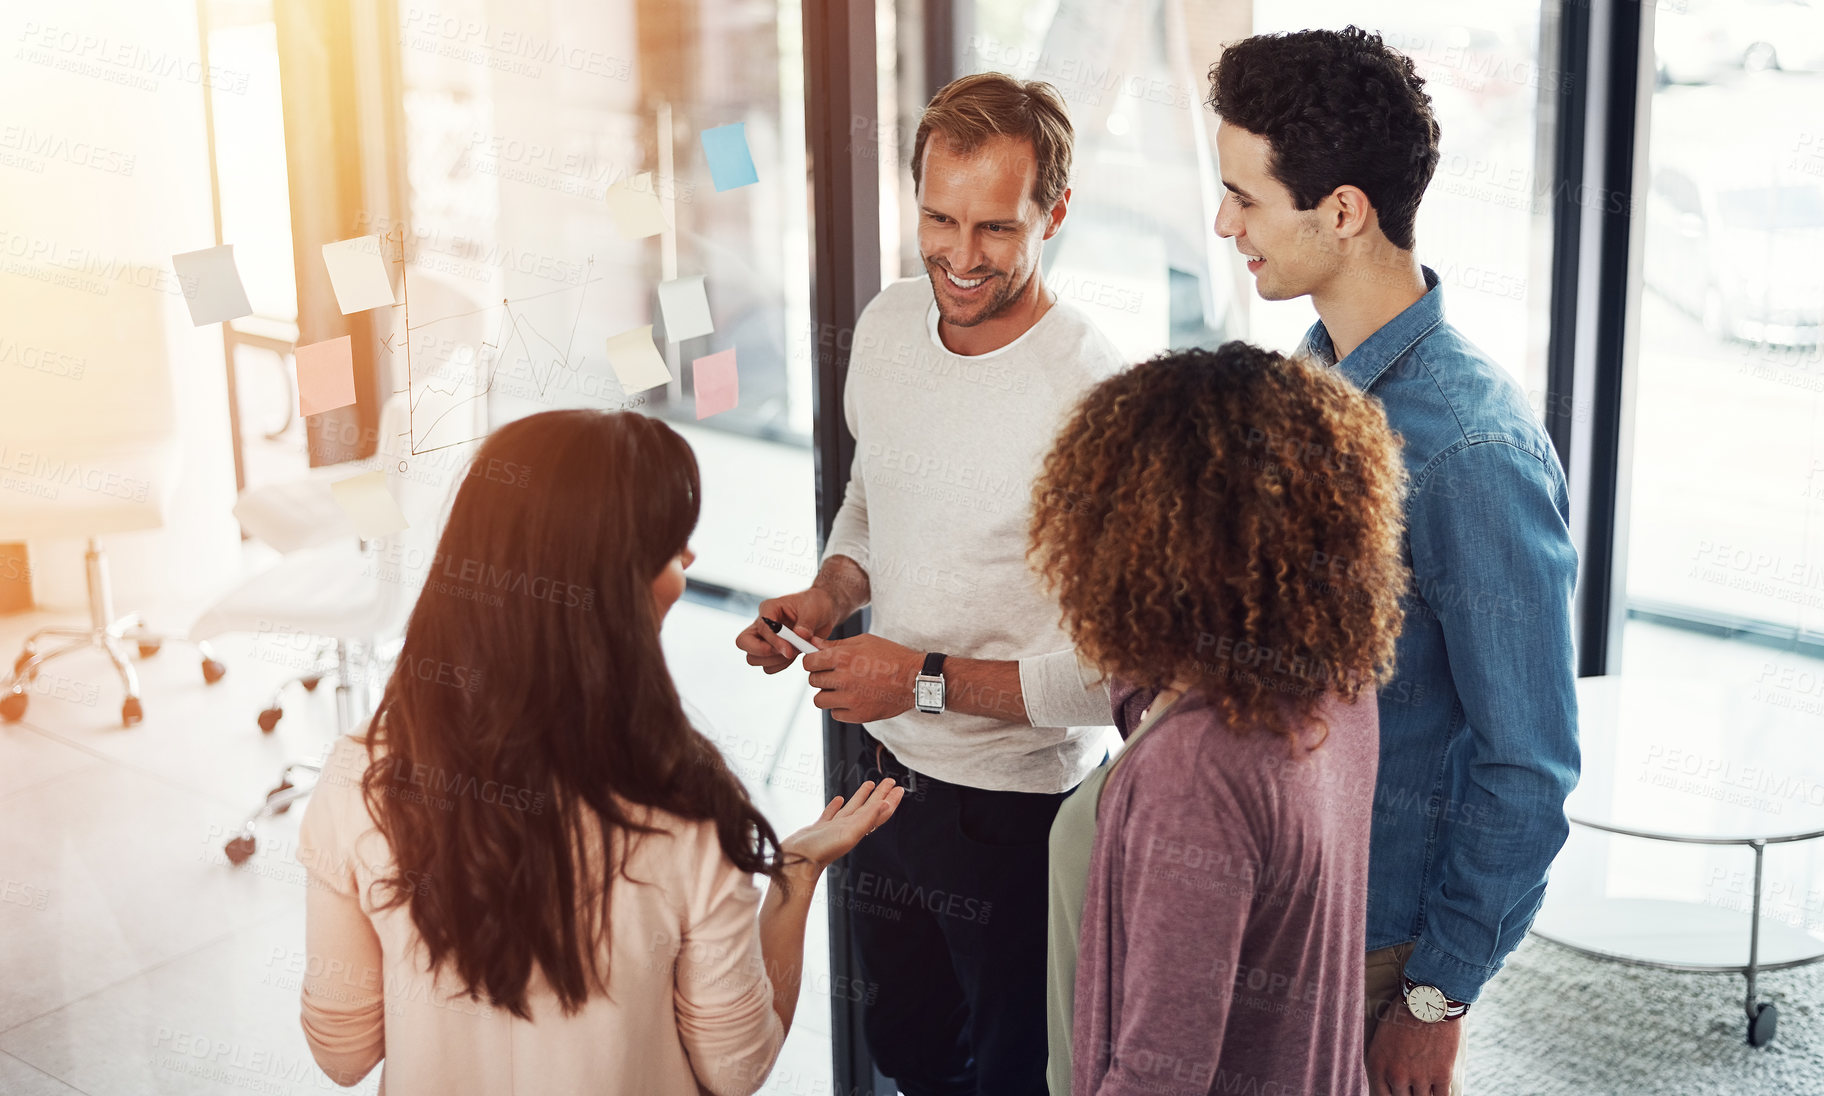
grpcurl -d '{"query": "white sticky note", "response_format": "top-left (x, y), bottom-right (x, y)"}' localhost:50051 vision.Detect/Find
top-left (329, 470), bottom-right (408, 540)
top-left (321, 236), bottom-right (396, 314)
top-left (171, 244), bottom-right (253, 326)
top-left (605, 173), bottom-right (669, 239)
top-left (605, 324), bottom-right (672, 394)
top-left (657, 275), bottom-right (714, 342)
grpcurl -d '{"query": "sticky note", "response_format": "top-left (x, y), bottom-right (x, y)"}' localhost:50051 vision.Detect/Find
top-left (700, 123), bottom-right (758, 191)
top-left (295, 335), bottom-right (356, 417)
top-left (321, 236), bottom-right (396, 314)
top-left (606, 324), bottom-right (672, 394)
top-left (657, 275), bottom-right (714, 342)
top-left (605, 173), bottom-right (669, 239)
top-left (329, 470), bottom-right (408, 540)
top-left (171, 244), bottom-right (253, 326)
top-left (693, 348), bottom-right (738, 419)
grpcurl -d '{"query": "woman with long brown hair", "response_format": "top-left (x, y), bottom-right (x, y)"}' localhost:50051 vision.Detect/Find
top-left (296, 409), bottom-right (901, 1095)
top-left (1037, 343), bottom-right (1409, 1096)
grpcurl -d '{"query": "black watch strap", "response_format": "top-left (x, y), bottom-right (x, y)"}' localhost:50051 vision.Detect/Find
top-left (921, 652), bottom-right (947, 677)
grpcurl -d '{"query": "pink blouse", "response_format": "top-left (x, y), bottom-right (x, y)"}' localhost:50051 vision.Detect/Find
top-left (295, 735), bottom-right (785, 1095)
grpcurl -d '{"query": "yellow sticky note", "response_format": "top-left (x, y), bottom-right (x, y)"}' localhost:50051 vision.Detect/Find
top-left (605, 173), bottom-right (669, 239)
top-left (295, 335), bottom-right (356, 417)
top-left (329, 471), bottom-right (408, 540)
top-left (321, 236), bottom-right (396, 314)
top-left (605, 324), bottom-right (671, 394)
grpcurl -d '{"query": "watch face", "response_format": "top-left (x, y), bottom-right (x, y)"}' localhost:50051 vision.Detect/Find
top-left (1405, 984), bottom-right (1449, 1024)
top-left (916, 679), bottom-right (943, 711)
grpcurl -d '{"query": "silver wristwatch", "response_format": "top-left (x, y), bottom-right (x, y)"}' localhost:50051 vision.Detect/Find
top-left (1400, 972), bottom-right (1468, 1022)
top-left (914, 652), bottom-right (947, 714)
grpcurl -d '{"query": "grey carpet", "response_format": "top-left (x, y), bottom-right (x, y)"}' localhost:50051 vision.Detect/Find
top-left (1468, 935), bottom-right (1823, 1094)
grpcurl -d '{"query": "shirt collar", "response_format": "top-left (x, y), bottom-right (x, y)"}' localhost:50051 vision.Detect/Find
top-left (1303, 265), bottom-right (1445, 391)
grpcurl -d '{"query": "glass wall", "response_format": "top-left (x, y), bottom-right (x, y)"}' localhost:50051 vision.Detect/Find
top-left (394, 0), bottom-right (818, 598)
top-left (392, 0), bottom-right (833, 1079)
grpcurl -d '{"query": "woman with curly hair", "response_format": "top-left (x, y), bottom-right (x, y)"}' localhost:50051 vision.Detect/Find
top-left (1038, 342), bottom-right (1409, 1096)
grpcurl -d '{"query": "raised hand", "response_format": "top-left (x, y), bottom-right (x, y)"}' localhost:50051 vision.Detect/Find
top-left (779, 779), bottom-right (904, 872)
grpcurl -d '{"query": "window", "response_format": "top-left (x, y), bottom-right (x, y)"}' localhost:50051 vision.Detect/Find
top-left (1547, 0), bottom-right (1824, 969)
top-left (1621, 2), bottom-right (1824, 647)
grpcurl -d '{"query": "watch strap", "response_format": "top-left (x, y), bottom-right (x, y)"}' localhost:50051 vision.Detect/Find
top-left (921, 652), bottom-right (947, 677)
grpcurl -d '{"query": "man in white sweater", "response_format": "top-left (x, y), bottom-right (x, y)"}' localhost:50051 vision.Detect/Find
top-left (733, 73), bottom-right (1125, 1095)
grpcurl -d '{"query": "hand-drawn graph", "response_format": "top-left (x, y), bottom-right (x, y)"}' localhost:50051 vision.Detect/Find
top-left (368, 228), bottom-right (632, 456)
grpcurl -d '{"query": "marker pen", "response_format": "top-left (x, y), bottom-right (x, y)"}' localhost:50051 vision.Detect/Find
top-left (761, 616), bottom-right (819, 656)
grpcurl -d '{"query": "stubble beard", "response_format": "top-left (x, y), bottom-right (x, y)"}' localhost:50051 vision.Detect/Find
top-left (927, 259), bottom-right (1030, 328)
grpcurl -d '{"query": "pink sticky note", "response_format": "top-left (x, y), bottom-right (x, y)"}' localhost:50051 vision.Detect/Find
top-left (296, 335), bottom-right (356, 417)
top-left (692, 348), bottom-right (738, 419)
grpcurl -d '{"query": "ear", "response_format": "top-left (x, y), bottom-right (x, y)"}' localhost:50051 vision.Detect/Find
top-left (1041, 186), bottom-right (1071, 241)
top-left (1329, 184), bottom-right (1374, 241)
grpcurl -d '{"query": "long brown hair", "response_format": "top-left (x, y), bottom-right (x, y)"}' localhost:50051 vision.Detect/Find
top-left (361, 409), bottom-right (784, 1018)
top-left (1028, 342), bottom-right (1409, 743)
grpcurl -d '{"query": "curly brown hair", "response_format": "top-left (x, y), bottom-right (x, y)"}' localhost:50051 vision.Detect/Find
top-left (1029, 341), bottom-right (1409, 744)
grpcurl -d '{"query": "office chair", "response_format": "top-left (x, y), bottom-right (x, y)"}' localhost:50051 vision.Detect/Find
top-left (0, 278), bottom-right (227, 727)
top-left (199, 386), bottom-right (460, 862)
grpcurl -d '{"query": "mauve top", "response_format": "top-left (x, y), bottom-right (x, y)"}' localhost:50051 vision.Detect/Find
top-left (1069, 679), bottom-right (1378, 1096)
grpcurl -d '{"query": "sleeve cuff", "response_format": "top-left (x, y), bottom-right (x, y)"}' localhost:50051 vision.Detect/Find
top-left (1018, 648), bottom-right (1114, 728)
top-left (819, 539), bottom-right (869, 573)
top-left (1401, 937), bottom-right (1497, 1005)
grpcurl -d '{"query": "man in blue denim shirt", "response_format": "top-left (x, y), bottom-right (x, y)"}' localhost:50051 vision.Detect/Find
top-left (1208, 28), bottom-right (1580, 1094)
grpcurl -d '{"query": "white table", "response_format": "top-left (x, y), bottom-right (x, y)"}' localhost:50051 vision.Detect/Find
top-left (1530, 675), bottom-right (1824, 1047)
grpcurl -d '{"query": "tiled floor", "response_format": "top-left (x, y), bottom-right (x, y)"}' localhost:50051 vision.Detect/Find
top-left (0, 595), bottom-right (831, 1095)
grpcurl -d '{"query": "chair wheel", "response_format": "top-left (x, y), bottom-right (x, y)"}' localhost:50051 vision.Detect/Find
top-left (268, 778), bottom-right (295, 814)
top-left (137, 640), bottom-right (162, 658)
top-left (121, 697), bottom-right (143, 726)
top-left (1749, 1002), bottom-right (1778, 1047)
top-left (201, 658), bottom-right (227, 684)
top-left (224, 835), bottom-right (256, 865)
top-left (0, 691), bottom-right (26, 723)
top-left (300, 674), bottom-right (322, 692)
top-left (257, 707), bottom-right (283, 733)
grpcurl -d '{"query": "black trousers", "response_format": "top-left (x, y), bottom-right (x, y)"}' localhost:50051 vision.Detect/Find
top-left (834, 729), bottom-right (1071, 1096)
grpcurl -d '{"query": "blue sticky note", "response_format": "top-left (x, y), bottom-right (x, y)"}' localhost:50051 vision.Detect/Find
top-left (700, 123), bottom-right (758, 191)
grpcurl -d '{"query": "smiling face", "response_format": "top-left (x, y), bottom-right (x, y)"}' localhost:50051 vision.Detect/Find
top-left (1214, 122), bottom-right (1338, 302)
top-left (917, 133), bottom-right (1065, 328)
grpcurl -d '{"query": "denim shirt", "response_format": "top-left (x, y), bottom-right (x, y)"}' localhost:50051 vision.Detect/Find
top-left (1303, 266), bottom-right (1580, 1003)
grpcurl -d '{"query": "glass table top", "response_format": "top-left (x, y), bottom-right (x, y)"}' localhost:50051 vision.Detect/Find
top-left (1567, 675), bottom-right (1824, 844)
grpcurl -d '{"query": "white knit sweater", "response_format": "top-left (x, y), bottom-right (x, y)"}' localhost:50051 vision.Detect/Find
top-left (822, 276), bottom-right (1127, 793)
